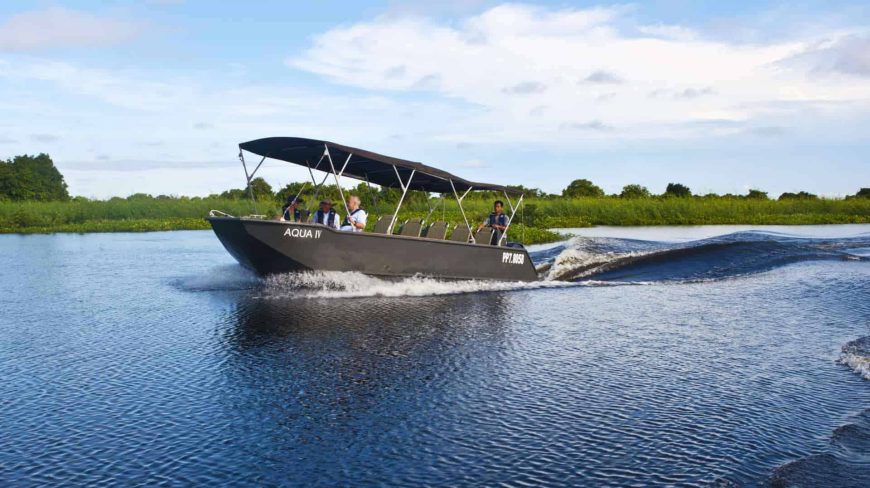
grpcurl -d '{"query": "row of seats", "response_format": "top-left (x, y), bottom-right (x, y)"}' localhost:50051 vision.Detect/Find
top-left (371, 216), bottom-right (497, 245)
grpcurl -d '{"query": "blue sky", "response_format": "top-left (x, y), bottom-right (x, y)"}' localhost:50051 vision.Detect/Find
top-left (0, 1), bottom-right (868, 198)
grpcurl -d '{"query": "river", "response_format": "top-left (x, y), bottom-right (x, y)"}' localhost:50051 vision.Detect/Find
top-left (2, 225), bottom-right (869, 486)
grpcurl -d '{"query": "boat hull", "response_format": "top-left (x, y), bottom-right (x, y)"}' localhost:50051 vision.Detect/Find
top-left (207, 217), bottom-right (538, 281)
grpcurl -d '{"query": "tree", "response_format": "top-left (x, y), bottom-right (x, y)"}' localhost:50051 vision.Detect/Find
top-left (0, 162), bottom-right (12, 201)
top-left (0, 153), bottom-right (69, 201)
top-left (778, 191), bottom-right (818, 200)
top-left (619, 184), bottom-right (650, 199)
top-left (220, 177), bottom-right (274, 201)
top-left (853, 188), bottom-right (870, 199)
top-left (275, 182), bottom-right (308, 204)
top-left (506, 185), bottom-right (548, 198)
top-left (664, 183), bottom-right (692, 198)
top-left (745, 189), bottom-right (769, 200)
top-left (562, 179), bottom-right (604, 198)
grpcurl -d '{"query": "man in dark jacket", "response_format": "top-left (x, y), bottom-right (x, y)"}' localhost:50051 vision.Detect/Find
top-left (281, 197), bottom-right (304, 222)
top-left (479, 200), bottom-right (508, 244)
top-left (311, 199), bottom-right (340, 230)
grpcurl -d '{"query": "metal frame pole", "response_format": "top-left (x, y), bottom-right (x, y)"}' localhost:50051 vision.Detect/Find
top-left (239, 149), bottom-right (258, 214)
top-left (389, 166), bottom-right (415, 232)
top-left (307, 152), bottom-right (330, 213)
top-left (325, 145), bottom-right (352, 218)
top-left (450, 179), bottom-right (475, 243)
top-left (500, 192), bottom-right (523, 246)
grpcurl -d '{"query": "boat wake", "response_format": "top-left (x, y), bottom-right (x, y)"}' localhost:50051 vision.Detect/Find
top-left (257, 271), bottom-right (576, 299)
top-left (534, 231), bottom-right (869, 283)
top-left (840, 336), bottom-right (870, 380)
top-left (178, 231), bottom-right (868, 298)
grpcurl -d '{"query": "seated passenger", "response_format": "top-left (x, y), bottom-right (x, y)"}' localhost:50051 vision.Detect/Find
top-left (479, 200), bottom-right (508, 244)
top-left (310, 199), bottom-right (340, 230)
top-left (340, 195), bottom-right (367, 232)
top-left (280, 196), bottom-right (304, 222)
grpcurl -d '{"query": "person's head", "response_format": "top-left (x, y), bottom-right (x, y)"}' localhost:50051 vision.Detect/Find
top-left (347, 195), bottom-right (361, 210)
top-left (494, 200), bottom-right (504, 213)
top-left (320, 199), bottom-right (333, 212)
top-left (287, 196), bottom-right (303, 208)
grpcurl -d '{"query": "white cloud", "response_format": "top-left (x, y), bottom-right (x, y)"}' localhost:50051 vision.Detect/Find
top-left (290, 3), bottom-right (870, 143)
top-left (637, 23), bottom-right (698, 42)
top-left (781, 34), bottom-right (870, 77)
top-left (0, 7), bottom-right (141, 51)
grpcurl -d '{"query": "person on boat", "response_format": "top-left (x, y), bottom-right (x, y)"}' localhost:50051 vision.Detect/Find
top-left (340, 195), bottom-right (367, 232)
top-left (479, 200), bottom-right (508, 244)
top-left (281, 196), bottom-right (304, 222)
top-left (311, 199), bottom-right (340, 230)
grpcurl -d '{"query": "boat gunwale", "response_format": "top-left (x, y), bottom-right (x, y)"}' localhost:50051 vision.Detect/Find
top-left (205, 216), bottom-right (530, 252)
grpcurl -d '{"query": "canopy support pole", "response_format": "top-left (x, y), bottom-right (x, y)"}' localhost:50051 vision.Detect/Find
top-left (389, 167), bottom-right (415, 232)
top-left (423, 195), bottom-right (442, 224)
top-left (500, 192), bottom-right (524, 246)
top-left (307, 153), bottom-right (330, 214)
top-left (238, 149), bottom-right (258, 214)
top-left (248, 155), bottom-right (266, 181)
top-left (325, 145), bottom-right (352, 219)
top-left (291, 181), bottom-right (308, 205)
top-left (450, 180), bottom-right (475, 243)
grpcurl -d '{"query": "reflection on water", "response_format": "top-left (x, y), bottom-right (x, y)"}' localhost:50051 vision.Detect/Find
top-left (1, 228), bottom-right (869, 486)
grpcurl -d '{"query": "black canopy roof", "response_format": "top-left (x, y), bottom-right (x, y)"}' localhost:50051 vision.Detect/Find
top-left (238, 137), bottom-right (521, 195)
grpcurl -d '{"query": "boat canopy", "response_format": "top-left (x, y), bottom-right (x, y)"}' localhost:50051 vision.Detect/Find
top-left (239, 137), bottom-right (521, 195)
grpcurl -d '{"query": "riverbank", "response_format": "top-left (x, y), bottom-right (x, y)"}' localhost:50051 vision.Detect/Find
top-left (1, 197), bottom-right (867, 244)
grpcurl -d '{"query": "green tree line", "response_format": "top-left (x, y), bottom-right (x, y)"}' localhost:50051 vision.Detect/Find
top-left (2, 153), bottom-right (867, 204)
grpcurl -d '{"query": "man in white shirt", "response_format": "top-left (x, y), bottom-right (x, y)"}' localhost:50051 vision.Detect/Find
top-left (340, 195), bottom-right (367, 232)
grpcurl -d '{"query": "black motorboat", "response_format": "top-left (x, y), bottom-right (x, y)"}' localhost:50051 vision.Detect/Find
top-left (207, 137), bottom-right (537, 281)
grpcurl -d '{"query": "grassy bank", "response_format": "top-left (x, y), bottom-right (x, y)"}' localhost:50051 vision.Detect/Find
top-left (1, 196), bottom-right (868, 244)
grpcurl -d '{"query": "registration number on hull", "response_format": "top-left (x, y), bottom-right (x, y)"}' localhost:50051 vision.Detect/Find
top-left (283, 228), bottom-right (322, 239)
top-left (502, 252), bottom-right (525, 265)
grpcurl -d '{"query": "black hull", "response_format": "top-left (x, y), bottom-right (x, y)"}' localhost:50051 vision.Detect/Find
top-left (207, 217), bottom-right (538, 282)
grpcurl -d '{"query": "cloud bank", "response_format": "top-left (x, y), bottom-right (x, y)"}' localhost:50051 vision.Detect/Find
top-left (291, 4), bottom-right (870, 142)
top-left (0, 7), bottom-right (141, 51)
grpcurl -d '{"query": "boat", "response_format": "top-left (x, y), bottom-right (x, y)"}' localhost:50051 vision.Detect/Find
top-left (206, 137), bottom-right (538, 281)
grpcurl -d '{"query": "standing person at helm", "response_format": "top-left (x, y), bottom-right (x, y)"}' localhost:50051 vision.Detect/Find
top-left (479, 200), bottom-right (508, 244)
top-left (341, 195), bottom-right (367, 232)
top-left (311, 199), bottom-right (340, 230)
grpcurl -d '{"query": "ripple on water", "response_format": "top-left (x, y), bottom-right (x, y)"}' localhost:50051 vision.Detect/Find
top-left (1, 230), bottom-right (870, 486)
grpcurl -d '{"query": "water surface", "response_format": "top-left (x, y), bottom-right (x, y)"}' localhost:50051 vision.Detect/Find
top-left (1, 225), bottom-right (869, 486)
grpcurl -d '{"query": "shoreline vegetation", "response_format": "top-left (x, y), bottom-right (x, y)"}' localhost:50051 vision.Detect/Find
top-left (2, 195), bottom-right (869, 244)
top-left (2, 154), bottom-right (869, 244)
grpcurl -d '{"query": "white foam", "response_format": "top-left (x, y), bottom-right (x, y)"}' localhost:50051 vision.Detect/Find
top-left (544, 237), bottom-right (650, 281)
top-left (840, 352), bottom-right (870, 380)
top-left (259, 271), bottom-right (576, 299)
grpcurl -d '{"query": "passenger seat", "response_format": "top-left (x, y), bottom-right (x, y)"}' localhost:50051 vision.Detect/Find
top-left (372, 216), bottom-right (393, 234)
top-left (424, 221), bottom-right (449, 240)
top-left (474, 227), bottom-right (495, 245)
top-left (399, 218), bottom-right (424, 237)
top-left (449, 224), bottom-right (472, 243)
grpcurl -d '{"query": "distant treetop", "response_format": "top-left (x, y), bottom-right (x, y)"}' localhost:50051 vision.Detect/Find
top-left (619, 184), bottom-right (651, 199)
top-left (778, 191), bottom-right (818, 200)
top-left (0, 153), bottom-right (69, 201)
top-left (562, 179), bottom-right (605, 198)
top-left (664, 183), bottom-right (692, 198)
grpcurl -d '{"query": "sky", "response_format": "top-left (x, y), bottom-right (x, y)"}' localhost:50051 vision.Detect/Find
top-left (0, 1), bottom-right (868, 198)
